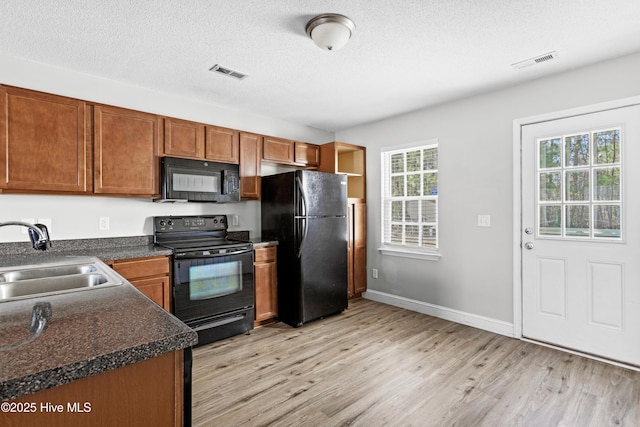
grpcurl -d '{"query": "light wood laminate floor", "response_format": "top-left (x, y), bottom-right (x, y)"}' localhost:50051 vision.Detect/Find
top-left (192, 299), bottom-right (640, 426)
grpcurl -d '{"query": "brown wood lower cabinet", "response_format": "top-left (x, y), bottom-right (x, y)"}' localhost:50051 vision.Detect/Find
top-left (254, 245), bottom-right (277, 325)
top-left (109, 256), bottom-right (171, 311)
top-left (6, 350), bottom-right (184, 427)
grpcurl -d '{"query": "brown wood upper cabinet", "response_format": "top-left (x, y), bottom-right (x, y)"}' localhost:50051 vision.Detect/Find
top-left (162, 118), bottom-right (239, 164)
top-left (163, 117), bottom-right (205, 159)
top-left (239, 132), bottom-right (262, 200)
top-left (263, 136), bottom-right (320, 167)
top-left (294, 141), bottom-right (319, 167)
top-left (263, 136), bottom-right (294, 164)
top-left (319, 142), bottom-right (366, 199)
top-left (0, 86), bottom-right (91, 193)
top-left (205, 125), bottom-right (239, 164)
top-left (94, 105), bottom-right (160, 197)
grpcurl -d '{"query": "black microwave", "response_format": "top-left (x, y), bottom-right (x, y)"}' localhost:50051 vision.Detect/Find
top-left (157, 157), bottom-right (240, 202)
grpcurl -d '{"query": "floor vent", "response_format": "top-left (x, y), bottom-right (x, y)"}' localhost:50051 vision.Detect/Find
top-left (511, 51), bottom-right (558, 70)
top-left (209, 64), bottom-right (248, 80)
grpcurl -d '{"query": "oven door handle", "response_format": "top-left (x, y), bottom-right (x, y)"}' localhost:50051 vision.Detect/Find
top-left (174, 248), bottom-right (252, 259)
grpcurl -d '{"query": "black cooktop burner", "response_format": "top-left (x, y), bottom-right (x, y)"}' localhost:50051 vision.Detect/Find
top-left (153, 215), bottom-right (252, 254)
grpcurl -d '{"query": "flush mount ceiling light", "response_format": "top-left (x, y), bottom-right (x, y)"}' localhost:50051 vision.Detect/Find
top-left (305, 13), bottom-right (355, 51)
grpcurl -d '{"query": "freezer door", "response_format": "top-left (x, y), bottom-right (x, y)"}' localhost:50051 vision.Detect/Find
top-left (297, 170), bottom-right (347, 217)
top-left (298, 216), bottom-right (348, 324)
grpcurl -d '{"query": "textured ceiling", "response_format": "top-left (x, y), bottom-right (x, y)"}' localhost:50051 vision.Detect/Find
top-left (1, 1), bottom-right (640, 132)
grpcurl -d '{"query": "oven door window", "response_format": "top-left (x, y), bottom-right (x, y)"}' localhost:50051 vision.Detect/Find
top-left (190, 261), bottom-right (242, 300)
top-left (173, 252), bottom-right (255, 322)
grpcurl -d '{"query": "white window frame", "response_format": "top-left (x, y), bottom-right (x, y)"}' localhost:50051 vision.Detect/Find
top-left (379, 138), bottom-right (441, 261)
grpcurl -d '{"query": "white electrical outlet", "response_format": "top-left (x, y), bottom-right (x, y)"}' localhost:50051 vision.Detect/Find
top-left (21, 218), bottom-right (35, 234)
top-left (99, 217), bottom-right (110, 231)
top-left (232, 215), bottom-right (239, 226)
top-left (372, 268), bottom-right (379, 279)
top-left (477, 215), bottom-right (491, 227)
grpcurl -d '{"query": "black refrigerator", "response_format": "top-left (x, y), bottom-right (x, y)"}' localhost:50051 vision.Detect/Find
top-left (261, 170), bottom-right (348, 327)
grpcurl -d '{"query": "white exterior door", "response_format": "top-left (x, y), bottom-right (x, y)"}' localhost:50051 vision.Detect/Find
top-left (521, 103), bottom-right (640, 366)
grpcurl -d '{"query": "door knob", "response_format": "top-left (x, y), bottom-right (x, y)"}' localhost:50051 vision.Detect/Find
top-left (524, 227), bottom-right (534, 235)
top-left (524, 242), bottom-right (534, 250)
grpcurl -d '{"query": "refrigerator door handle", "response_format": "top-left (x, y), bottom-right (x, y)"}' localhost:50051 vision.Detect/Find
top-left (296, 217), bottom-right (308, 258)
top-left (296, 176), bottom-right (307, 217)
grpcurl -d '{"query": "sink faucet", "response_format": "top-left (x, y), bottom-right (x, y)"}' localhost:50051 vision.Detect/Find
top-left (0, 221), bottom-right (52, 250)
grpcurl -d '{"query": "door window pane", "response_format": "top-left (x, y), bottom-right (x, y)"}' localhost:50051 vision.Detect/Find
top-left (540, 138), bottom-right (561, 168)
top-left (594, 129), bottom-right (621, 165)
top-left (565, 205), bottom-right (590, 237)
top-left (540, 172), bottom-right (561, 201)
top-left (594, 167), bottom-right (620, 201)
top-left (565, 170), bottom-right (590, 201)
top-left (539, 206), bottom-right (561, 236)
top-left (594, 205), bottom-right (621, 238)
top-left (565, 134), bottom-right (590, 167)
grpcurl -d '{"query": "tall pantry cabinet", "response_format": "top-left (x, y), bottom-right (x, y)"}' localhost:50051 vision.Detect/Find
top-left (319, 142), bottom-right (367, 298)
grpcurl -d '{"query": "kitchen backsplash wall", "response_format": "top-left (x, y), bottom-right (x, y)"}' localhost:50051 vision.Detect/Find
top-left (0, 194), bottom-right (260, 243)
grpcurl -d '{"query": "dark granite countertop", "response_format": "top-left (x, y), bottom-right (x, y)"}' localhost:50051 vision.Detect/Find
top-left (251, 239), bottom-right (279, 248)
top-left (0, 236), bottom-right (172, 267)
top-left (0, 253), bottom-right (197, 401)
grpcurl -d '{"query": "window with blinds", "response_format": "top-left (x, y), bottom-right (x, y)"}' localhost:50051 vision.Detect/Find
top-left (381, 141), bottom-right (438, 251)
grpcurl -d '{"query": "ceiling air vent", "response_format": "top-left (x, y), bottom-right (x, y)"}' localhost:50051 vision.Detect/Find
top-left (511, 51), bottom-right (558, 70)
top-left (209, 64), bottom-right (248, 80)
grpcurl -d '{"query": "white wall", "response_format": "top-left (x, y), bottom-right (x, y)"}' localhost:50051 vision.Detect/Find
top-left (0, 55), bottom-right (334, 243)
top-left (336, 52), bottom-right (640, 324)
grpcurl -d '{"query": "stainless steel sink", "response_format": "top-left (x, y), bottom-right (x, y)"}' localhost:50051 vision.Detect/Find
top-left (0, 258), bottom-right (124, 302)
top-left (0, 264), bottom-right (98, 282)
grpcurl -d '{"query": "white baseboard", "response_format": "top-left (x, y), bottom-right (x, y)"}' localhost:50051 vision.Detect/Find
top-left (363, 290), bottom-right (515, 337)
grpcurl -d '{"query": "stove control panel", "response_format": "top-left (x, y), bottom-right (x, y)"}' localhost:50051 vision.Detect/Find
top-left (154, 215), bottom-right (228, 233)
